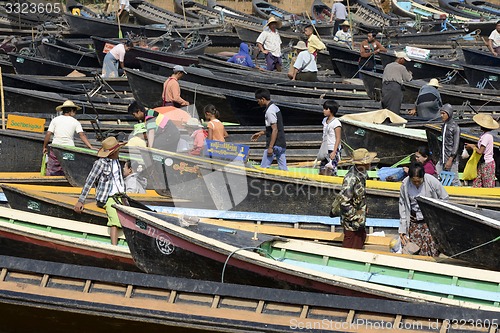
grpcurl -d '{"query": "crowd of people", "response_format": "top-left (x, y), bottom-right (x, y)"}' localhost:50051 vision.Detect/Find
top-left (42, 10), bottom-right (499, 253)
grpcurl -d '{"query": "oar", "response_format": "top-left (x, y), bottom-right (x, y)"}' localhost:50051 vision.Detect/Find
top-left (117, 7), bottom-right (123, 39)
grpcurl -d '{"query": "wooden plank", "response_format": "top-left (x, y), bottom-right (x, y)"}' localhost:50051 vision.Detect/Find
top-left (40, 274), bottom-right (49, 288)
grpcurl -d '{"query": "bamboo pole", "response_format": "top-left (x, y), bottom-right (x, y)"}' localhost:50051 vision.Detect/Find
top-left (182, 0), bottom-right (188, 28)
top-left (0, 67), bottom-right (4, 130)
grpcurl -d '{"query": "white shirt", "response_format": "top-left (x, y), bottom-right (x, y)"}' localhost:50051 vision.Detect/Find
top-left (489, 29), bottom-right (500, 48)
top-left (265, 103), bottom-right (280, 126)
top-left (332, 2), bottom-right (347, 20)
top-left (322, 117), bottom-right (341, 150)
top-left (256, 28), bottom-right (282, 57)
top-left (120, 0), bottom-right (130, 12)
top-left (334, 30), bottom-right (352, 46)
top-left (47, 115), bottom-right (83, 146)
top-left (110, 43), bottom-right (126, 62)
top-left (293, 50), bottom-right (318, 72)
top-left (109, 160), bottom-right (125, 196)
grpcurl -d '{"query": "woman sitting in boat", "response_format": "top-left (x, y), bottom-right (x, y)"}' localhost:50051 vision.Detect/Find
top-left (465, 114), bottom-right (499, 188)
top-left (403, 146), bottom-right (437, 178)
top-left (227, 43), bottom-right (256, 68)
top-left (399, 162), bottom-right (449, 256)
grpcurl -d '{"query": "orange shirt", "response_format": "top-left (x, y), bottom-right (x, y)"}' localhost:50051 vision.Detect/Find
top-left (162, 77), bottom-right (189, 106)
top-left (208, 119), bottom-right (225, 142)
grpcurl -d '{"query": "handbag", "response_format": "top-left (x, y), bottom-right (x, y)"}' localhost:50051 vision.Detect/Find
top-left (463, 150), bottom-right (482, 180)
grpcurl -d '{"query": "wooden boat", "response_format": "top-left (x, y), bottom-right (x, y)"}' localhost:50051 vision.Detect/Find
top-left (417, 197), bottom-right (500, 270)
top-left (137, 57), bottom-right (369, 100)
top-left (350, 0), bottom-right (410, 33)
top-left (116, 204), bottom-right (500, 310)
top-left (0, 183), bottom-right (179, 227)
top-left (378, 51), bottom-right (466, 84)
top-left (425, 123), bottom-right (500, 179)
top-left (174, 0), bottom-right (262, 25)
top-left (8, 52), bottom-right (97, 76)
top-left (0, 58), bottom-right (15, 74)
top-left (462, 63), bottom-right (500, 89)
top-left (340, 118), bottom-right (427, 165)
top-left (462, 47), bottom-right (500, 66)
top-left (386, 28), bottom-right (480, 45)
top-left (438, 0), bottom-right (499, 19)
top-left (331, 57), bottom-right (383, 78)
top-left (359, 69), bottom-right (500, 106)
top-left (465, 0), bottom-right (500, 15)
top-left (0, 172), bottom-right (67, 185)
top-left (1, 73), bottom-right (86, 94)
top-left (2, 86), bottom-right (129, 115)
top-left (232, 22), bottom-right (300, 46)
top-left (0, 130), bottom-right (45, 172)
top-left (39, 41), bottom-right (100, 68)
top-left (129, 0), bottom-right (200, 26)
top-left (91, 36), bottom-right (200, 69)
top-left (64, 12), bottom-right (168, 38)
top-left (0, 207), bottom-right (137, 271)
top-left (3, 256), bottom-right (497, 332)
top-left (136, 146), bottom-right (500, 218)
top-left (126, 67), bottom-right (392, 127)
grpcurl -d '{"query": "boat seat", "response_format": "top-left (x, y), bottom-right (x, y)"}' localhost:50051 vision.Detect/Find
top-left (270, 10), bottom-right (284, 18)
top-left (439, 171), bottom-right (455, 186)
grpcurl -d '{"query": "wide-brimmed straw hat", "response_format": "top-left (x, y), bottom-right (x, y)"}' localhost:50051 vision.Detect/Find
top-left (293, 41), bottom-right (308, 50)
top-left (340, 20), bottom-right (350, 26)
top-left (265, 16), bottom-right (282, 29)
top-left (56, 100), bottom-right (81, 111)
top-left (97, 137), bottom-right (127, 158)
top-left (351, 148), bottom-right (380, 165)
top-left (184, 117), bottom-right (203, 128)
top-left (428, 78), bottom-right (441, 88)
top-left (473, 114), bottom-right (499, 130)
top-left (395, 51), bottom-right (411, 62)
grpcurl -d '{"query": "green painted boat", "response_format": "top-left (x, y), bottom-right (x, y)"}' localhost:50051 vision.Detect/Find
top-left (260, 238), bottom-right (500, 310)
top-left (0, 206), bottom-right (137, 271)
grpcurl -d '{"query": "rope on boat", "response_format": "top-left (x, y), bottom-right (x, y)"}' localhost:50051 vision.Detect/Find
top-left (437, 235), bottom-right (500, 262)
top-left (220, 246), bottom-right (277, 283)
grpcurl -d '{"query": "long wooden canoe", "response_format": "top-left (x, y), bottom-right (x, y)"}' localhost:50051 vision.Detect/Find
top-left (2, 255), bottom-right (497, 332)
top-left (115, 204), bottom-right (500, 311)
top-left (0, 206), bottom-right (136, 270)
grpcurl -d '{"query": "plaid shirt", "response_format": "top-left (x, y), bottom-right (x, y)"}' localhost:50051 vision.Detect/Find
top-left (339, 165), bottom-right (367, 231)
top-left (78, 158), bottom-right (121, 204)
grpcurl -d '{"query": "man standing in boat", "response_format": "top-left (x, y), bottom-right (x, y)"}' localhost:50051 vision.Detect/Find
top-left (437, 104), bottom-right (461, 186)
top-left (487, 20), bottom-right (500, 57)
top-left (43, 100), bottom-right (94, 176)
top-left (117, 0), bottom-right (130, 24)
top-left (162, 65), bottom-right (190, 108)
top-left (410, 78), bottom-right (442, 120)
top-left (358, 32), bottom-right (386, 72)
top-left (381, 51), bottom-right (412, 114)
top-left (256, 17), bottom-right (283, 72)
top-left (332, 148), bottom-right (379, 249)
top-left (329, 0), bottom-right (347, 34)
top-left (251, 89), bottom-right (288, 170)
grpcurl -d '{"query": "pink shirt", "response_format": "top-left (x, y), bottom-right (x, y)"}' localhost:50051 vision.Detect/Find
top-left (109, 43), bottom-right (126, 62)
top-left (190, 129), bottom-right (207, 155)
top-left (478, 132), bottom-right (494, 164)
top-left (423, 159), bottom-right (437, 177)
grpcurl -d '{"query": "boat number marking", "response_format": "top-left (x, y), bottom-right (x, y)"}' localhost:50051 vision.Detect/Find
top-left (354, 129), bottom-right (365, 137)
top-left (488, 75), bottom-right (498, 82)
top-left (62, 153), bottom-right (75, 161)
top-left (16, 57), bottom-right (25, 64)
top-left (156, 233), bottom-right (175, 255)
top-left (27, 200), bottom-right (40, 212)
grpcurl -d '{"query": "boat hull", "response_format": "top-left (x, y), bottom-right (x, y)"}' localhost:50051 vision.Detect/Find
top-left (417, 197), bottom-right (500, 270)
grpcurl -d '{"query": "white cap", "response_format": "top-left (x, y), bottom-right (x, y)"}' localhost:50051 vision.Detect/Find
top-left (395, 51), bottom-right (411, 62)
top-left (173, 65), bottom-right (187, 74)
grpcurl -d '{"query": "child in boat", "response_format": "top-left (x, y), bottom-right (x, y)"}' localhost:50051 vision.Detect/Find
top-left (466, 114), bottom-right (499, 188)
top-left (204, 104), bottom-right (228, 142)
top-left (184, 118), bottom-right (207, 156)
top-left (318, 100), bottom-right (342, 176)
top-left (123, 160), bottom-right (147, 194)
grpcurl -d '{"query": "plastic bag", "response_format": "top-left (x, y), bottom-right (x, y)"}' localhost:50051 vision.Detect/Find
top-left (316, 141), bottom-right (330, 161)
top-left (463, 150), bottom-right (481, 180)
top-left (40, 153), bottom-right (47, 176)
